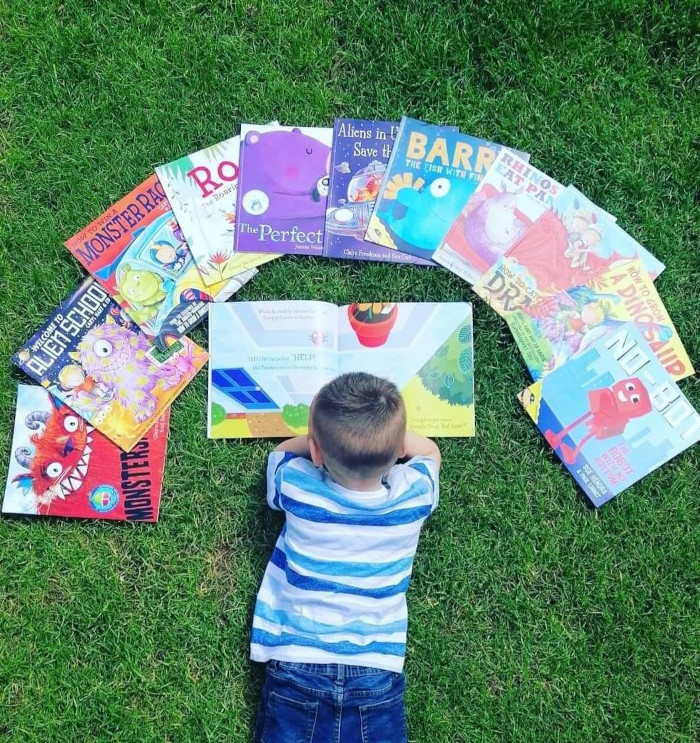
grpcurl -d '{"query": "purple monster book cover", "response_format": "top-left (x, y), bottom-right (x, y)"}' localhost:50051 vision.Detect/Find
top-left (324, 118), bottom-right (433, 265)
top-left (234, 124), bottom-right (333, 256)
top-left (12, 278), bottom-right (208, 452)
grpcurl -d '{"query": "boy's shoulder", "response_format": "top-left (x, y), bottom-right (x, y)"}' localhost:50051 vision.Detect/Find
top-left (387, 455), bottom-right (439, 489)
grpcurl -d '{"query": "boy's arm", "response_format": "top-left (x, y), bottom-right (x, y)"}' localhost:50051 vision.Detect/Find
top-left (274, 435), bottom-right (311, 459)
top-left (402, 431), bottom-right (441, 469)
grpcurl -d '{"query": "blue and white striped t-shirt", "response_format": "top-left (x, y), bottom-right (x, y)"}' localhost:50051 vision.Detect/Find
top-left (250, 451), bottom-right (439, 673)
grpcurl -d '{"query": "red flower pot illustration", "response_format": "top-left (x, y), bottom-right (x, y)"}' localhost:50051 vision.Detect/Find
top-left (348, 303), bottom-right (398, 348)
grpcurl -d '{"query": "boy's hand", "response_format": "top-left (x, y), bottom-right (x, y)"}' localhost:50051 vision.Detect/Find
top-left (402, 431), bottom-right (441, 469)
top-left (274, 435), bottom-right (312, 458)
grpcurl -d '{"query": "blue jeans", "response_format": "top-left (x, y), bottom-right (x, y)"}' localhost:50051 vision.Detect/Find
top-left (254, 661), bottom-right (408, 743)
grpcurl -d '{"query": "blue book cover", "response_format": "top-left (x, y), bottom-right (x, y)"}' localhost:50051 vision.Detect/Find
top-left (521, 322), bottom-right (699, 507)
top-left (365, 117), bottom-right (515, 261)
top-left (324, 118), bottom-right (432, 265)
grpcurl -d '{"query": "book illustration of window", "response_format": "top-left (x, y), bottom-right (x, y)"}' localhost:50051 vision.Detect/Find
top-left (211, 368), bottom-right (280, 411)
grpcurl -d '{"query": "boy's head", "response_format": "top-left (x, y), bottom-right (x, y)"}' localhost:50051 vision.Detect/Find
top-left (309, 372), bottom-right (406, 483)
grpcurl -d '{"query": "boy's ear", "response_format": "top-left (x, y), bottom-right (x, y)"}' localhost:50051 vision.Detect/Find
top-left (308, 434), bottom-right (323, 467)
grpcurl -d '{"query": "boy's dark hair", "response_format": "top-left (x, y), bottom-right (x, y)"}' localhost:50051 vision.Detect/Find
top-left (311, 372), bottom-right (406, 480)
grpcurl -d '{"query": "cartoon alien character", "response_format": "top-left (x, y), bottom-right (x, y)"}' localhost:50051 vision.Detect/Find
top-left (462, 185), bottom-right (529, 267)
top-left (72, 316), bottom-right (187, 423)
top-left (116, 265), bottom-right (167, 324)
top-left (380, 177), bottom-right (454, 254)
top-left (12, 397), bottom-right (94, 508)
top-left (544, 377), bottom-right (652, 464)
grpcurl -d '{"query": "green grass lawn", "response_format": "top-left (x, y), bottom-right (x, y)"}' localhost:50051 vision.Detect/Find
top-left (1, 1), bottom-right (698, 741)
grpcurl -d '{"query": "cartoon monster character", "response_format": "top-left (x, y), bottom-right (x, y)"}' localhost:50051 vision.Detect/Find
top-left (240, 128), bottom-right (331, 220)
top-left (116, 265), bottom-right (167, 324)
top-left (12, 397), bottom-right (94, 509)
top-left (379, 177), bottom-right (455, 255)
top-left (461, 184), bottom-right (530, 269)
top-left (544, 378), bottom-right (652, 464)
top-left (73, 316), bottom-right (187, 423)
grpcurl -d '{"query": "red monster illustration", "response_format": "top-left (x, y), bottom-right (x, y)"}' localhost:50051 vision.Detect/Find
top-left (545, 377), bottom-right (652, 464)
top-left (12, 396), bottom-right (93, 510)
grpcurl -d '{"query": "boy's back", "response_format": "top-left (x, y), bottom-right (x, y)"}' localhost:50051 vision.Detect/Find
top-left (252, 372), bottom-right (441, 743)
top-left (251, 449), bottom-right (439, 673)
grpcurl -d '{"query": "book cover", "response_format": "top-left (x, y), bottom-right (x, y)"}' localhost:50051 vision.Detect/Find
top-left (156, 134), bottom-right (278, 286)
top-left (433, 149), bottom-right (564, 284)
top-left (324, 118), bottom-right (432, 265)
top-left (3, 385), bottom-right (168, 521)
top-left (520, 323), bottom-right (699, 507)
top-left (208, 301), bottom-right (474, 438)
top-left (481, 260), bottom-right (693, 382)
top-left (473, 186), bottom-right (666, 311)
top-left (365, 117), bottom-right (512, 262)
top-left (234, 124), bottom-right (333, 256)
top-left (13, 278), bottom-right (208, 452)
top-left (65, 174), bottom-right (256, 350)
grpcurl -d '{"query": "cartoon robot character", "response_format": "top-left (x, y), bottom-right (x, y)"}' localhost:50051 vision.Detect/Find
top-left (12, 397), bottom-right (94, 509)
top-left (544, 378), bottom-right (652, 464)
top-left (72, 315), bottom-right (188, 423)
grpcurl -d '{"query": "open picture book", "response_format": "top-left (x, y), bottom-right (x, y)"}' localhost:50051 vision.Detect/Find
top-left (208, 301), bottom-right (475, 438)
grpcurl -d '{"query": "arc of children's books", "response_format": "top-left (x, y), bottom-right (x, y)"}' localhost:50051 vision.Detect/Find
top-left (6, 114), bottom-right (697, 518)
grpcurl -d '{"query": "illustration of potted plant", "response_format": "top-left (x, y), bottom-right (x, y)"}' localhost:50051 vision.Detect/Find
top-left (347, 303), bottom-right (398, 348)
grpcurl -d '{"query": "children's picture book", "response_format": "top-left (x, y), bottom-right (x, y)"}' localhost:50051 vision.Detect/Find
top-left (208, 301), bottom-right (474, 438)
top-left (156, 133), bottom-right (278, 286)
top-left (474, 186), bottom-right (666, 314)
top-left (324, 118), bottom-right (432, 265)
top-left (65, 174), bottom-right (256, 350)
top-left (3, 385), bottom-right (168, 521)
top-left (365, 117), bottom-right (514, 262)
top-left (520, 322), bottom-right (700, 507)
top-left (234, 124), bottom-right (334, 256)
top-left (481, 260), bottom-right (693, 382)
top-left (433, 149), bottom-right (564, 284)
top-left (13, 278), bottom-right (208, 452)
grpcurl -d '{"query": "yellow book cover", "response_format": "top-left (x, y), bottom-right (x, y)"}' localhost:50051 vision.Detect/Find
top-left (479, 259), bottom-right (693, 382)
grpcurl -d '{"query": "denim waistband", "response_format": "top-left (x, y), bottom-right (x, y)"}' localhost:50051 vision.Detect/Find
top-left (269, 660), bottom-right (393, 679)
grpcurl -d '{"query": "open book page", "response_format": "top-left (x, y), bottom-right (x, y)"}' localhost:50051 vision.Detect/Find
top-left (337, 303), bottom-right (475, 437)
top-left (208, 301), bottom-right (338, 438)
